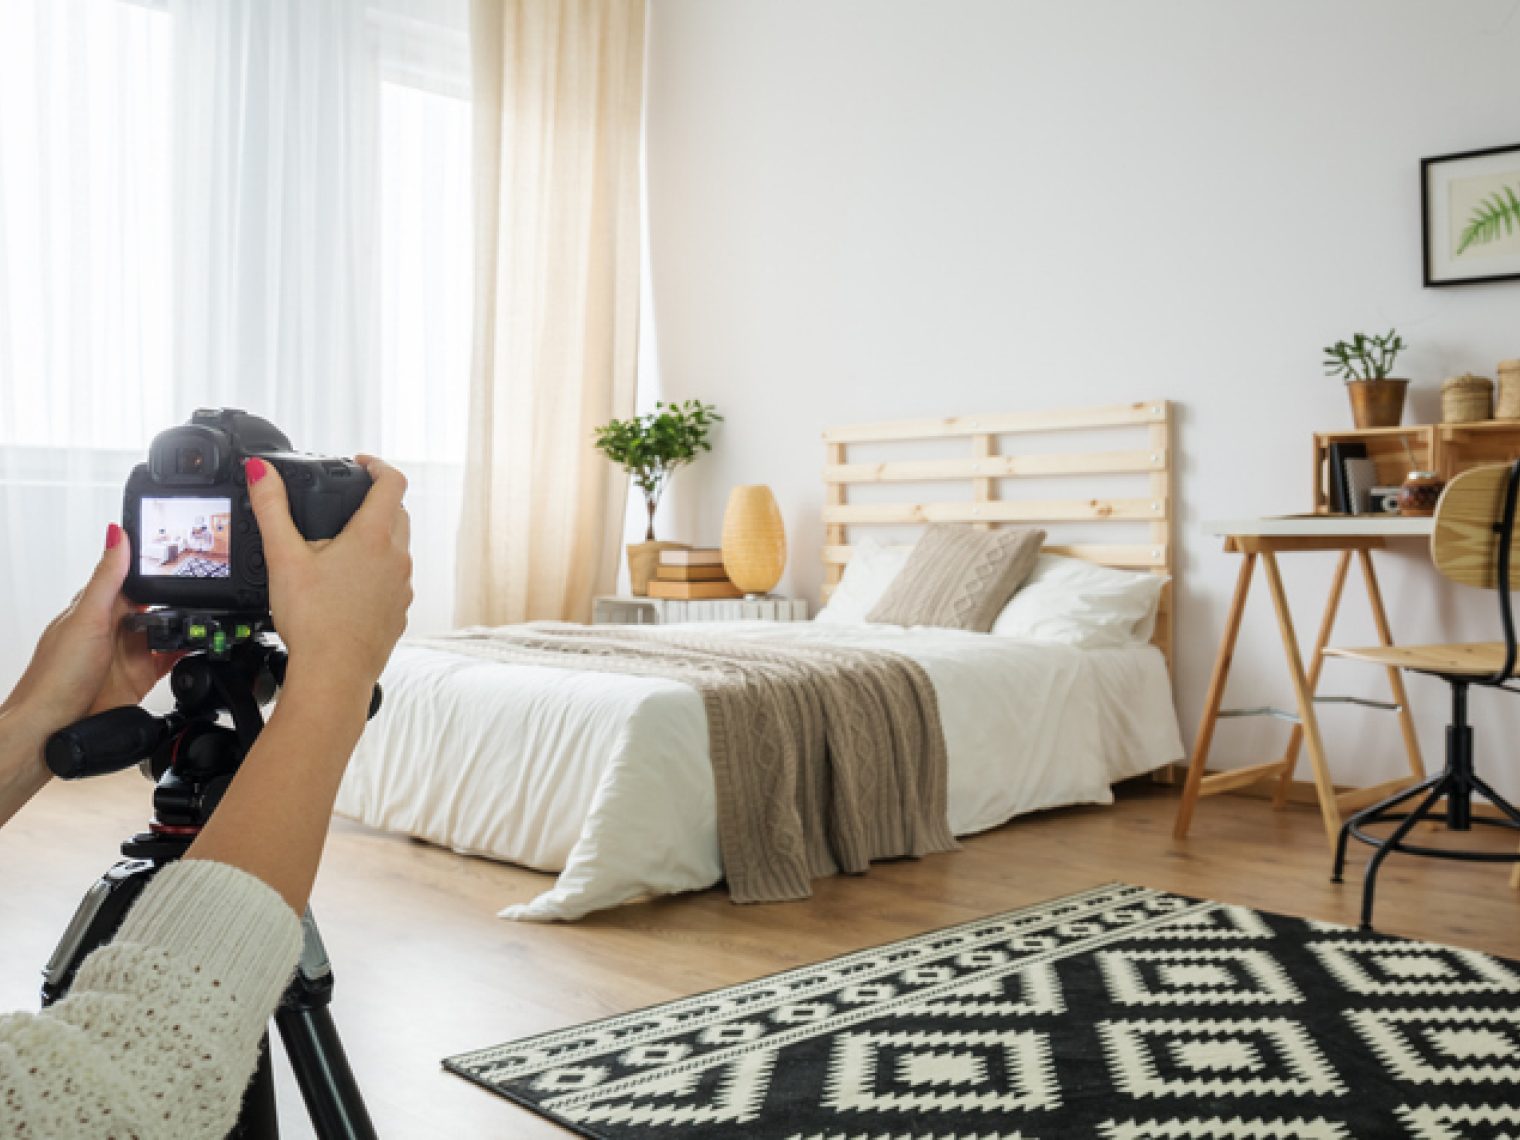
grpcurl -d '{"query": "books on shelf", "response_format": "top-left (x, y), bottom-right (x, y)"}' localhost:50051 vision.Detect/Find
top-left (1327, 441), bottom-right (1368, 514)
top-left (646, 578), bottom-right (743, 600)
top-left (658, 547), bottom-right (724, 567)
top-left (655, 563), bottom-right (730, 582)
top-left (648, 546), bottom-right (736, 597)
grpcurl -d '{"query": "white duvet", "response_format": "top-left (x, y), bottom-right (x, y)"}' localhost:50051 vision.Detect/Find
top-left (335, 622), bottom-right (1183, 921)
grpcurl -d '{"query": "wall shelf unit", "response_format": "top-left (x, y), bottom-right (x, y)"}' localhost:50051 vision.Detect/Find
top-left (1313, 422), bottom-right (1520, 513)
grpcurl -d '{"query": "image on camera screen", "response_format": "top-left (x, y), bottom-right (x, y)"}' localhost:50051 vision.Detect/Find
top-left (138, 497), bottom-right (232, 579)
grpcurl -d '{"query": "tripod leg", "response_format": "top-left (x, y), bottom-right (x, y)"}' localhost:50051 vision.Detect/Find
top-left (275, 1004), bottom-right (377, 1140)
top-left (230, 1037), bottom-right (279, 1140)
top-left (272, 911), bottom-right (377, 1140)
top-left (41, 859), bottom-right (161, 1006)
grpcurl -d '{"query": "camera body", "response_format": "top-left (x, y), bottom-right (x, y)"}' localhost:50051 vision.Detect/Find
top-left (123, 409), bottom-right (370, 611)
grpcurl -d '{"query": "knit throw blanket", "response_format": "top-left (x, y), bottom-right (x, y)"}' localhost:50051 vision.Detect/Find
top-left (410, 626), bottom-right (958, 904)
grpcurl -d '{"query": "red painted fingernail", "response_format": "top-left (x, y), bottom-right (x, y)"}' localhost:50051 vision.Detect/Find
top-left (105, 523), bottom-right (123, 550)
top-left (245, 457), bottom-right (269, 484)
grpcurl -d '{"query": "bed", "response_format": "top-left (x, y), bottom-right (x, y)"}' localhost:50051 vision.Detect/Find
top-left (335, 400), bottom-right (1183, 921)
top-left (142, 540), bottom-right (179, 565)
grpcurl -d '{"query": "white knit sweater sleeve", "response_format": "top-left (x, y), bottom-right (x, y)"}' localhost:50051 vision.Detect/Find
top-left (1, 859), bottom-right (303, 1139)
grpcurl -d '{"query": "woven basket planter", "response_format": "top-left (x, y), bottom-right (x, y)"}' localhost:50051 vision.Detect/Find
top-left (1442, 373), bottom-right (1493, 423)
top-left (626, 541), bottom-right (689, 596)
top-left (1498, 360), bottom-right (1520, 420)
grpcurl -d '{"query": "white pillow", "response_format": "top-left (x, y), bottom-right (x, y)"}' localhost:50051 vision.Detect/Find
top-left (990, 554), bottom-right (1166, 648)
top-left (814, 537), bottom-right (913, 624)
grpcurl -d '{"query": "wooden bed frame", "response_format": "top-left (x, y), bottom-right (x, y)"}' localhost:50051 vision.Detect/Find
top-left (821, 400), bottom-right (1175, 672)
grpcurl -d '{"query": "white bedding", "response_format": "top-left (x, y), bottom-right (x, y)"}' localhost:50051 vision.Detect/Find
top-left (335, 622), bottom-right (1183, 921)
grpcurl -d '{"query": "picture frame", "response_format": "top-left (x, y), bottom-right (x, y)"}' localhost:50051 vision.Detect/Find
top-left (1422, 142), bottom-right (1520, 287)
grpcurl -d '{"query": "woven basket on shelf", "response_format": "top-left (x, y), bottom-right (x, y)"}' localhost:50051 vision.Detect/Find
top-left (1442, 373), bottom-right (1494, 423)
top-left (1498, 360), bottom-right (1520, 420)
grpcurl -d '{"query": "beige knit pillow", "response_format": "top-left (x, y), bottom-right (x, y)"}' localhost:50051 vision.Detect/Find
top-left (866, 524), bottom-right (1046, 632)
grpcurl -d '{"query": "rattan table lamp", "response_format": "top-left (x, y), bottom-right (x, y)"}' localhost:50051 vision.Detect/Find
top-left (721, 484), bottom-right (786, 597)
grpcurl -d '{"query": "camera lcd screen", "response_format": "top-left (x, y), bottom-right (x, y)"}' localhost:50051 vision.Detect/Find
top-left (138, 497), bottom-right (232, 579)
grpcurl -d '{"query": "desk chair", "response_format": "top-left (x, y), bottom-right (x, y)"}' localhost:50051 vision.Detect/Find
top-left (1326, 461), bottom-right (1520, 930)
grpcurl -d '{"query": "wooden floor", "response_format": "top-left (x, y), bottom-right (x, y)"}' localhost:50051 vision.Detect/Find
top-left (2, 771), bottom-right (1516, 1138)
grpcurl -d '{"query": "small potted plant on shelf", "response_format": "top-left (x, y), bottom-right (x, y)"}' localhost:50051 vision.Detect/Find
top-left (1323, 329), bottom-right (1409, 429)
top-left (594, 399), bottom-right (722, 595)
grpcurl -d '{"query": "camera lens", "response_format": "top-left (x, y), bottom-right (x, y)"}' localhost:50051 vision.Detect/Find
top-left (177, 448), bottom-right (206, 475)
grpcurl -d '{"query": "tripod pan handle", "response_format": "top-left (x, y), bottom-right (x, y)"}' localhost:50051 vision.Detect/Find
top-left (45, 706), bottom-right (174, 780)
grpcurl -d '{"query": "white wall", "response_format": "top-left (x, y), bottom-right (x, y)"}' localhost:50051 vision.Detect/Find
top-left (643, 0), bottom-right (1520, 795)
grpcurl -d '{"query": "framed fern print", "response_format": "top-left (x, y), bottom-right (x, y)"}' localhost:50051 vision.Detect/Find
top-left (1422, 142), bottom-right (1520, 286)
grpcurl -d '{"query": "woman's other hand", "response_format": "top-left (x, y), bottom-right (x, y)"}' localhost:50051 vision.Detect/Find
top-left (182, 456), bottom-right (412, 911)
top-left (2, 524), bottom-right (180, 734)
top-left (244, 455), bottom-right (413, 707)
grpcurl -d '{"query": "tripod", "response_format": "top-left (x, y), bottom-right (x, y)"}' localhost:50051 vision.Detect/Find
top-left (41, 623), bottom-right (379, 1140)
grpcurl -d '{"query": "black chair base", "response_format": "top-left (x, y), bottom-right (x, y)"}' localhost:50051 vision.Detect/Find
top-left (1331, 678), bottom-right (1520, 931)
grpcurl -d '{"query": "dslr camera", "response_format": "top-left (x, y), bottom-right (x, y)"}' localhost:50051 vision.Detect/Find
top-left (123, 409), bottom-right (370, 641)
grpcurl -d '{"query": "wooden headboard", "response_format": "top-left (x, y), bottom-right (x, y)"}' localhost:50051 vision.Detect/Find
top-left (821, 400), bottom-right (1174, 671)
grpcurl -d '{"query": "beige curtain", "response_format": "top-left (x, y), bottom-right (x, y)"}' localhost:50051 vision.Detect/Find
top-left (455, 0), bottom-right (645, 625)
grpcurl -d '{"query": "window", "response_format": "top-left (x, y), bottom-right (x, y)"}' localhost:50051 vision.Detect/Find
top-left (378, 76), bottom-right (472, 463)
top-left (0, 0), bottom-right (473, 689)
top-left (0, 0), bottom-right (174, 449)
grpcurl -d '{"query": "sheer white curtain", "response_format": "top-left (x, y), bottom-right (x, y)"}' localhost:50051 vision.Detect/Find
top-left (456, 0), bottom-right (644, 625)
top-left (0, 0), bottom-right (175, 697)
top-left (170, 0), bottom-right (382, 446)
top-left (0, 0), bottom-right (471, 695)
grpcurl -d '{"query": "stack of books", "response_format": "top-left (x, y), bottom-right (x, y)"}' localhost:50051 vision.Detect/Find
top-left (646, 548), bottom-right (742, 599)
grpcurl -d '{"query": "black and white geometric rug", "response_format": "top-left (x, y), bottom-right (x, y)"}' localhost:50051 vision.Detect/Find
top-left (173, 555), bottom-right (229, 578)
top-left (443, 883), bottom-right (1520, 1138)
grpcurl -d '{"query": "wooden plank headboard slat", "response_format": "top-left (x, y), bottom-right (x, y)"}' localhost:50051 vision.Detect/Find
top-left (823, 499), bottom-right (1164, 525)
top-left (820, 542), bottom-right (1168, 569)
top-left (821, 399), bottom-right (1175, 676)
top-left (821, 401), bottom-right (1167, 444)
top-left (823, 447), bottom-right (1166, 484)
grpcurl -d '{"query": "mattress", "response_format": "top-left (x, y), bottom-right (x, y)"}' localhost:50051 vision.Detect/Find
top-left (335, 621), bottom-right (1184, 921)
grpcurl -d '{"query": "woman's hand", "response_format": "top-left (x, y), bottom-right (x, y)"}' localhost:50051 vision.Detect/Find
top-left (181, 456), bottom-right (412, 911)
top-left (2, 525), bottom-right (180, 735)
top-left (245, 455), bottom-right (413, 708)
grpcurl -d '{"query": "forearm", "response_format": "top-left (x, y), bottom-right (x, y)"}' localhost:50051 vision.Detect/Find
top-left (183, 664), bottom-right (373, 913)
top-left (0, 704), bottom-right (52, 829)
top-left (2, 860), bottom-right (302, 1140)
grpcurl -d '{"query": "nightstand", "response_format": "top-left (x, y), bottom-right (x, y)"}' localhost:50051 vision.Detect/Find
top-left (592, 596), bottom-right (809, 625)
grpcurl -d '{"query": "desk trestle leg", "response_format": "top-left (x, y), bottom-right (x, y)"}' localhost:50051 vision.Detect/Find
top-left (1173, 552), bottom-right (1261, 839)
top-left (1173, 540), bottom-right (1427, 854)
top-left (1272, 550), bottom-right (1351, 807)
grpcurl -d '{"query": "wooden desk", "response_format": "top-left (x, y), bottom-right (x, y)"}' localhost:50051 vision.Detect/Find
top-left (1174, 516), bottom-right (1431, 850)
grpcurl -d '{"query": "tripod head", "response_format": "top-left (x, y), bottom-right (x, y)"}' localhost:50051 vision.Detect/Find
top-left (45, 607), bottom-right (382, 862)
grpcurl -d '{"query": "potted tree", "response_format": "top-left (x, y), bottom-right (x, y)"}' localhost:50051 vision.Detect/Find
top-left (1323, 329), bottom-right (1409, 428)
top-left (594, 399), bottom-right (722, 594)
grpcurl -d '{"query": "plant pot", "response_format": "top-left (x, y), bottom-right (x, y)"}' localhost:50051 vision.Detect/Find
top-left (626, 541), bottom-right (688, 596)
top-left (1346, 378), bottom-right (1409, 429)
